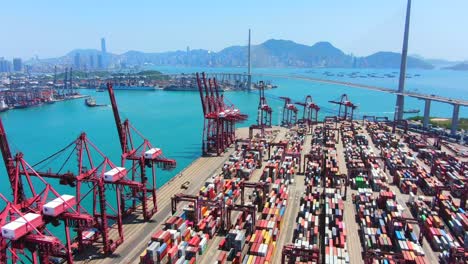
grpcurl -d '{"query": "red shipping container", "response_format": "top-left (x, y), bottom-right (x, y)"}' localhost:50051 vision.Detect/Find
top-left (189, 257), bottom-right (196, 264)
top-left (189, 236), bottom-right (200, 247)
top-left (151, 230), bottom-right (163, 241)
top-left (217, 251), bottom-right (227, 264)
top-left (219, 238), bottom-right (226, 249)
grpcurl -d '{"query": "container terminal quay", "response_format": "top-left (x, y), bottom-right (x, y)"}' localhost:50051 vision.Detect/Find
top-left (0, 70), bottom-right (466, 264)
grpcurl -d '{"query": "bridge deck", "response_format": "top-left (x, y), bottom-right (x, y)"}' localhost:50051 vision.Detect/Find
top-left (251, 73), bottom-right (468, 106)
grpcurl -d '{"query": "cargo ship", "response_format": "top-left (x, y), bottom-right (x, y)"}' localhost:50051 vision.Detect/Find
top-left (403, 109), bottom-right (420, 114)
top-left (98, 83), bottom-right (160, 91)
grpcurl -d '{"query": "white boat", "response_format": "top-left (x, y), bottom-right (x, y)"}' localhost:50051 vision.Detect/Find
top-left (0, 97), bottom-right (9, 112)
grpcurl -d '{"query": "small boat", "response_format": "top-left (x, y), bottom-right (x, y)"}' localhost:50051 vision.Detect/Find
top-left (0, 98), bottom-right (9, 112)
top-left (45, 94), bottom-right (56, 104)
top-left (85, 97), bottom-right (97, 107)
top-left (85, 97), bottom-right (107, 107)
top-left (14, 103), bottom-right (28, 109)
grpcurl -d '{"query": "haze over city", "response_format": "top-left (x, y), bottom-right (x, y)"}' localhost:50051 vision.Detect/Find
top-left (2, 0), bottom-right (468, 61)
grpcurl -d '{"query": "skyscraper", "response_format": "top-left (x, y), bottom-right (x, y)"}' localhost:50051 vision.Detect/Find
top-left (186, 46), bottom-right (191, 66)
top-left (74, 53), bottom-right (81, 69)
top-left (97, 54), bottom-right (103, 69)
top-left (89, 54), bottom-right (95, 69)
top-left (101, 38), bottom-right (107, 68)
top-left (0, 57), bottom-right (11, 73)
top-left (12, 58), bottom-right (22, 72)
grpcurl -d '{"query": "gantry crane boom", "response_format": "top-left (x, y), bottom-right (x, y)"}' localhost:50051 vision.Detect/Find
top-left (0, 118), bottom-right (25, 205)
top-left (107, 82), bottom-right (127, 153)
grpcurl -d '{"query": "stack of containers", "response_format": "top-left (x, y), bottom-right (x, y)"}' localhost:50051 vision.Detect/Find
top-left (279, 128), bottom-right (322, 264)
top-left (324, 189), bottom-right (349, 264)
top-left (382, 190), bottom-right (428, 262)
top-left (294, 189), bottom-right (321, 250)
top-left (438, 199), bottom-right (467, 251)
top-left (241, 132), bottom-right (302, 264)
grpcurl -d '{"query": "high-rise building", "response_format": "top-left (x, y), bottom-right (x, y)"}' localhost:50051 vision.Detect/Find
top-left (101, 38), bottom-right (107, 68)
top-left (0, 57), bottom-right (11, 72)
top-left (12, 58), bottom-right (22, 72)
top-left (186, 46), bottom-right (191, 66)
top-left (74, 53), bottom-right (81, 69)
top-left (97, 54), bottom-right (103, 69)
top-left (89, 54), bottom-right (95, 69)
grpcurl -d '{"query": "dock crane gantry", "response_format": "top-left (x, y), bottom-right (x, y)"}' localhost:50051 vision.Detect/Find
top-left (0, 118), bottom-right (96, 264)
top-left (295, 95), bottom-right (320, 132)
top-left (171, 194), bottom-right (225, 230)
top-left (107, 83), bottom-right (176, 221)
top-left (196, 72), bottom-right (247, 156)
top-left (329, 94), bottom-right (357, 121)
top-left (249, 81), bottom-right (272, 138)
top-left (281, 244), bottom-right (320, 264)
top-left (279, 97), bottom-right (298, 127)
top-left (12, 131), bottom-right (131, 255)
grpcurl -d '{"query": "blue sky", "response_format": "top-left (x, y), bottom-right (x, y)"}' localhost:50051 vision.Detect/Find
top-left (1, 0), bottom-right (467, 61)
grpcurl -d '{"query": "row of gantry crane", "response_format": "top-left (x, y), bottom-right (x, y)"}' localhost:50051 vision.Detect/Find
top-left (0, 82), bottom-right (176, 264)
top-left (247, 83), bottom-right (359, 139)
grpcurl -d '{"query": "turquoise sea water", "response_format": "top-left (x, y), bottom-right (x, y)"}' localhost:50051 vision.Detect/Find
top-left (0, 67), bottom-right (466, 247)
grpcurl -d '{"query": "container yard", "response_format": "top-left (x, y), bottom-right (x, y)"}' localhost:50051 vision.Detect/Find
top-left (0, 71), bottom-right (466, 264)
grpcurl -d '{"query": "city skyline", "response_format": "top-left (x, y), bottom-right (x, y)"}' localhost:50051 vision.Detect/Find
top-left (1, 0), bottom-right (467, 61)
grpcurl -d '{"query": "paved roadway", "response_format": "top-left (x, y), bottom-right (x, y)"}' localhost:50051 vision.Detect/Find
top-left (272, 132), bottom-right (313, 264)
top-left (335, 126), bottom-right (363, 264)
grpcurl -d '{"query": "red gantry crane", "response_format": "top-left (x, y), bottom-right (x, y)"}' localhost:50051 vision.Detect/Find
top-left (107, 83), bottom-right (176, 221)
top-left (329, 94), bottom-right (357, 121)
top-left (6, 130), bottom-right (131, 255)
top-left (0, 118), bottom-right (95, 264)
top-left (281, 244), bottom-right (320, 264)
top-left (0, 116), bottom-right (157, 256)
top-left (196, 72), bottom-right (247, 156)
top-left (279, 97), bottom-right (298, 127)
top-left (249, 81), bottom-right (272, 138)
top-left (295, 95), bottom-right (320, 132)
top-left (170, 194), bottom-right (225, 230)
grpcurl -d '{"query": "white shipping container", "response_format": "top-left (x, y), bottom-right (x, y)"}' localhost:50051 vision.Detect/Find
top-left (147, 241), bottom-right (160, 262)
top-left (1, 213), bottom-right (43, 240)
top-left (104, 167), bottom-right (127, 182)
top-left (144, 148), bottom-right (162, 159)
top-left (43, 194), bottom-right (76, 216)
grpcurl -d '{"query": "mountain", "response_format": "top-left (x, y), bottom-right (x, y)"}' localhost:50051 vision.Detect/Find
top-left (29, 39), bottom-right (435, 69)
top-left (356, 52), bottom-right (434, 69)
top-left (443, 63), bottom-right (468, 71)
top-left (410, 54), bottom-right (464, 69)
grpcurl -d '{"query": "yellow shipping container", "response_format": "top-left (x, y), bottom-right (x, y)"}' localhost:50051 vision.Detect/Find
top-left (248, 255), bottom-right (254, 264)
